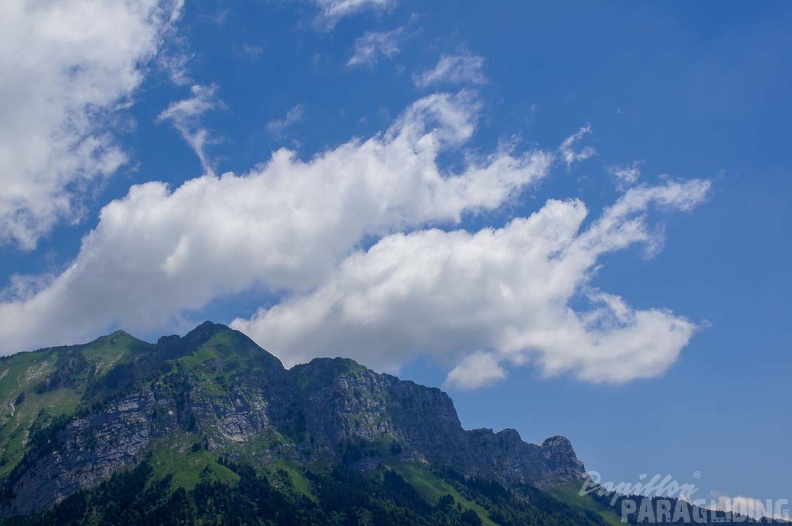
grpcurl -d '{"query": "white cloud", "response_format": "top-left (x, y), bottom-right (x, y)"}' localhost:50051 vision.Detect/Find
top-left (157, 45), bottom-right (194, 86)
top-left (157, 85), bottom-right (219, 175)
top-left (267, 104), bottom-right (305, 136)
top-left (445, 352), bottom-right (507, 390)
top-left (709, 495), bottom-right (790, 521)
top-left (347, 28), bottom-right (404, 67)
top-left (559, 125), bottom-right (596, 168)
top-left (608, 161), bottom-right (642, 190)
top-left (0, 91), bottom-right (552, 355)
top-left (313, 0), bottom-right (394, 27)
top-left (0, 0), bottom-right (183, 250)
top-left (232, 179), bottom-right (710, 386)
top-left (413, 53), bottom-right (487, 89)
top-left (241, 44), bottom-right (266, 59)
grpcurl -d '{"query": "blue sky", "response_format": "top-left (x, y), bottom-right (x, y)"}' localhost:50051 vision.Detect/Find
top-left (1, 0), bottom-right (790, 512)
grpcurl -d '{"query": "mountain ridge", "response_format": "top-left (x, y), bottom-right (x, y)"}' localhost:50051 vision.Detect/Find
top-left (0, 322), bottom-right (584, 520)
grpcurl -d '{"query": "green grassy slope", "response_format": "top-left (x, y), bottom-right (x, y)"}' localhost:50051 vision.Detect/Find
top-left (547, 481), bottom-right (624, 526)
top-left (0, 331), bottom-right (152, 477)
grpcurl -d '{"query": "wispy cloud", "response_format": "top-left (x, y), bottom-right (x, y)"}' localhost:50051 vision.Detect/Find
top-left (312, 0), bottom-right (395, 27)
top-left (267, 105), bottom-right (305, 136)
top-left (559, 125), bottom-right (596, 168)
top-left (157, 84), bottom-right (219, 175)
top-left (347, 27), bottom-right (404, 67)
top-left (156, 34), bottom-right (195, 86)
top-left (413, 53), bottom-right (487, 88)
top-left (608, 161), bottom-right (642, 191)
top-left (241, 44), bottom-right (266, 59)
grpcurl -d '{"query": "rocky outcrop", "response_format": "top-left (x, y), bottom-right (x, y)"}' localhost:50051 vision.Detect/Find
top-left (0, 323), bottom-right (586, 517)
top-left (464, 429), bottom-right (585, 487)
top-left (1, 390), bottom-right (179, 517)
top-left (289, 358), bottom-right (585, 487)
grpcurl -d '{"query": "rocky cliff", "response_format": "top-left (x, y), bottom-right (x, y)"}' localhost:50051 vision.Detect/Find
top-left (0, 322), bottom-right (585, 518)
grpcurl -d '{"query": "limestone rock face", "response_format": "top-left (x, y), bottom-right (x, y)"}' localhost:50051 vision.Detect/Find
top-left (3, 390), bottom-right (172, 517)
top-left (0, 323), bottom-right (586, 517)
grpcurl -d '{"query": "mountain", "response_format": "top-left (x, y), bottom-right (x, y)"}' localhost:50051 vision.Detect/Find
top-left (0, 323), bottom-right (768, 525)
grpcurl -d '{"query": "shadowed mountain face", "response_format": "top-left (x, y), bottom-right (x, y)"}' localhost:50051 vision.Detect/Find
top-left (0, 322), bottom-right (584, 519)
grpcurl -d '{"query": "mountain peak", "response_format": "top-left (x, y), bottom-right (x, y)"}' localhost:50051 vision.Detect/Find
top-left (185, 320), bottom-right (232, 340)
top-left (542, 435), bottom-right (574, 448)
top-left (196, 320), bottom-right (230, 331)
top-left (151, 321), bottom-right (284, 371)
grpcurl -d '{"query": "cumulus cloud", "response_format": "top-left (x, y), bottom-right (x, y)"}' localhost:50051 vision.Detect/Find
top-left (157, 84), bottom-right (219, 175)
top-left (232, 179), bottom-right (711, 386)
top-left (267, 105), bottom-right (305, 136)
top-left (446, 352), bottom-right (507, 390)
top-left (0, 0), bottom-right (183, 250)
top-left (560, 125), bottom-right (596, 168)
top-left (0, 91), bottom-right (551, 355)
top-left (413, 53), bottom-right (487, 88)
top-left (608, 161), bottom-right (642, 190)
top-left (347, 28), bottom-right (404, 67)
